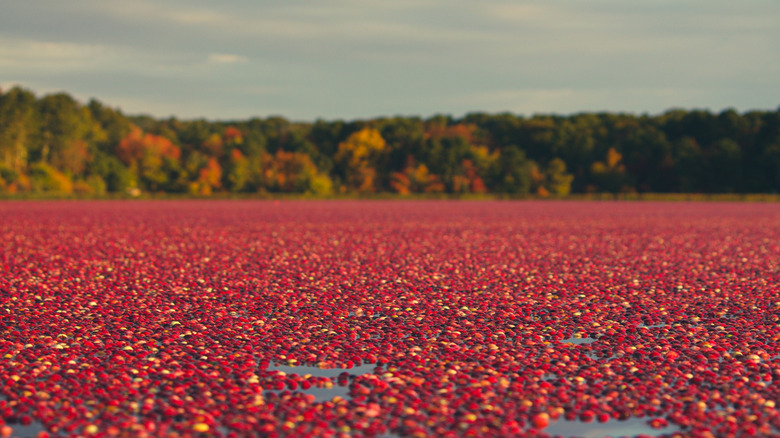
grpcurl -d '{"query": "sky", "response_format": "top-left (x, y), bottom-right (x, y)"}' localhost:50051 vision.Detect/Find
top-left (1, 0), bottom-right (778, 121)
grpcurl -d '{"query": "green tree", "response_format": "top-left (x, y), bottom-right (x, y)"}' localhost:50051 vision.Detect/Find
top-left (35, 93), bottom-right (94, 177)
top-left (28, 162), bottom-right (72, 193)
top-left (704, 139), bottom-right (742, 193)
top-left (674, 137), bottom-right (704, 192)
top-left (488, 145), bottom-right (532, 194)
top-left (544, 158), bottom-right (574, 196)
top-left (0, 87), bottom-right (38, 173)
top-left (225, 149), bottom-right (251, 192)
top-left (89, 154), bottom-right (134, 192)
top-left (590, 147), bottom-right (630, 193)
top-left (762, 144), bottom-right (780, 192)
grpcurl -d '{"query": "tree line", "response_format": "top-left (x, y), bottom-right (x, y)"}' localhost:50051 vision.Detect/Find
top-left (1, 86), bottom-right (779, 196)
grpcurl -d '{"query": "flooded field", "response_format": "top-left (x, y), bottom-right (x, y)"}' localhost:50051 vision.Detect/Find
top-left (1, 200), bottom-right (779, 437)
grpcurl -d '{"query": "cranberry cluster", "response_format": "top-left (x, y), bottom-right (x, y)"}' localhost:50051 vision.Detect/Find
top-left (1, 201), bottom-right (779, 437)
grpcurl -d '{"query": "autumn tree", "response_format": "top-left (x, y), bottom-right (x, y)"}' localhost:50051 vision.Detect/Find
top-left (189, 157), bottom-right (222, 195)
top-left (224, 149), bottom-right (251, 192)
top-left (261, 150), bottom-right (332, 195)
top-left (533, 158), bottom-right (574, 196)
top-left (590, 147), bottom-right (630, 193)
top-left (390, 158), bottom-right (445, 194)
top-left (117, 127), bottom-right (182, 192)
top-left (223, 126), bottom-right (243, 145)
top-left (335, 127), bottom-right (386, 193)
top-left (451, 159), bottom-right (486, 194)
top-left (28, 162), bottom-right (72, 193)
top-left (5, 86), bottom-right (780, 196)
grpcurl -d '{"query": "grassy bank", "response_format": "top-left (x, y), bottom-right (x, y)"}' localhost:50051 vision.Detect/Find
top-left (2, 192), bottom-right (780, 202)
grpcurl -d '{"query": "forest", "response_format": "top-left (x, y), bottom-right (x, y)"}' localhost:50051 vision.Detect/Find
top-left (1, 86), bottom-right (779, 196)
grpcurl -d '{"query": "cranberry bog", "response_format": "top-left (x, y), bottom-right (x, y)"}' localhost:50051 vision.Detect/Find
top-left (1, 200), bottom-right (779, 438)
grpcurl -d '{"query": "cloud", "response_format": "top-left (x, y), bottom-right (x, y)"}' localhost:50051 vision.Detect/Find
top-left (0, 35), bottom-right (239, 79)
top-left (1, 0), bottom-right (777, 119)
top-left (481, 4), bottom-right (564, 23)
top-left (71, 0), bottom-right (494, 55)
top-left (0, 38), bottom-right (112, 71)
top-left (207, 53), bottom-right (249, 64)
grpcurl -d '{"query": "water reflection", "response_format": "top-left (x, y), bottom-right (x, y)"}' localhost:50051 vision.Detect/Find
top-left (561, 337), bottom-right (597, 345)
top-left (0, 394), bottom-right (47, 438)
top-left (263, 385), bottom-right (352, 402)
top-left (266, 362), bottom-right (377, 378)
top-left (2, 422), bottom-right (46, 438)
top-left (544, 417), bottom-right (682, 438)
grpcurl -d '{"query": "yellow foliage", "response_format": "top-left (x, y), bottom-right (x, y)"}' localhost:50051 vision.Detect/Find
top-left (412, 164), bottom-right (431, 185)
top-left (337, 128), bottom-right (385, 165)
top-left (469, 145), bottom-right (491, 163)
top-left (336, 128), bottom-right (386, 192)
top-left (261, 150), bottom-right (332, 194)
top-left (606, 147), bottom-right (623, 169)
top-left (591, 161), bottom-right (607, 174)
top-left (391, 163), bottom-right (445, 194)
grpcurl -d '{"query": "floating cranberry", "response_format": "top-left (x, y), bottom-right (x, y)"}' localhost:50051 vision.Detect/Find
top-left (530, 413), bottom-right (549, 429)
top-left (1, 201), bottom-right (778, 437)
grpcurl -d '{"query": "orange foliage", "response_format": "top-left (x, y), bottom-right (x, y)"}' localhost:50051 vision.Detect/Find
top-left (424, 123), bottom-right (478, 143)
top-left (390, 172), bottom-right (411, 194)
top-left (190, 157), bottom-right (222, 195)
top-left (224, 126), bottom-right (243, 144)
top-left (199, 157), bottom-right (222, 188)
top-left (55, 139), bottom-right (90, 175)
top-left (470, 176), bottom-right (486, 194)
top-left (116, 127), bottom-right (180, 166)
top-left (462, 159), bottom-right (485, 193)
top-left (452, 159), bottom-right (486, 194)
top-left (353, 168), bottom-right (377, 193)
top-left (390, 161), bottom-right (445, 194)
top-left (264, 150), bottom-right (319, 192)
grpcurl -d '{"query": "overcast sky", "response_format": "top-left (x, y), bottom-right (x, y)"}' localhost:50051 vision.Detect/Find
top-left (1, 0), bottom-right (778, 121)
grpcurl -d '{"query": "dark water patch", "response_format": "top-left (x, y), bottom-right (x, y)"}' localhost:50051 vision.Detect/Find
top-left (0, 394), bottom-right (47, 438)
top-left (263, 384), bottom-right (352, 402)
top-left (2, 421), bottom-right (47, 438)
top-left (561, 337), bottom-right (597, 345)
top-left (266, 362), bottom-right (377, 378)
top-left (585, 351), bottom-right (616, 360)
top-left (544, 417), bottom-right (682, 438)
